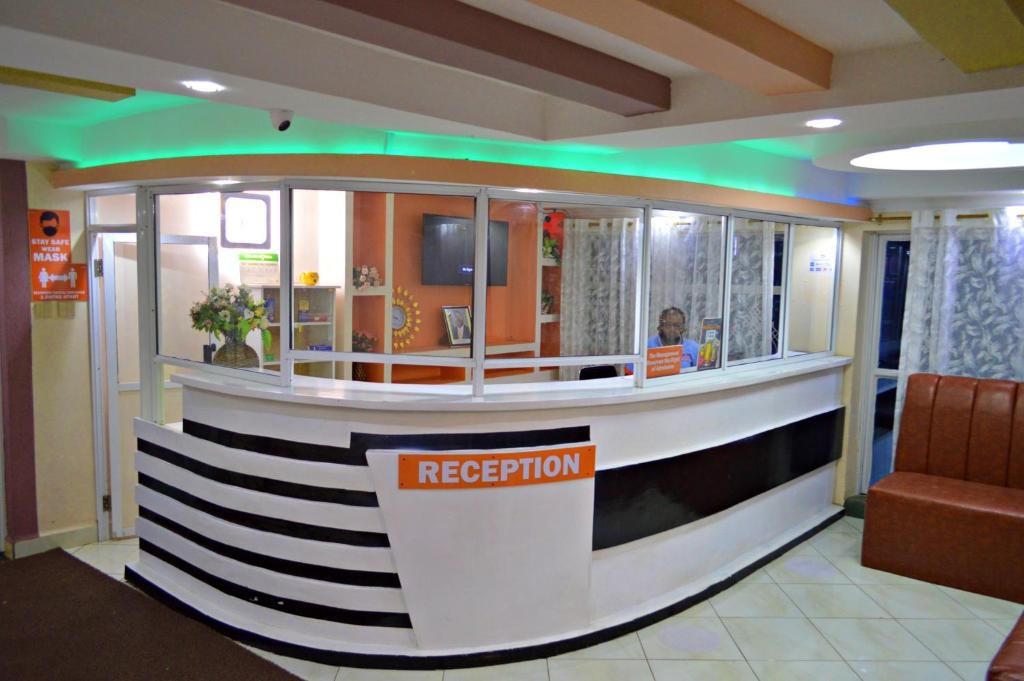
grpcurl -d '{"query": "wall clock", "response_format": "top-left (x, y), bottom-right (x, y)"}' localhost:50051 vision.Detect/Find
top-left (391, 286), bottom-right (421, 350)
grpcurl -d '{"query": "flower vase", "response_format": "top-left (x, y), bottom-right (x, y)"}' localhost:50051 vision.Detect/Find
top-left (213, 335), bottom-right (260, 369)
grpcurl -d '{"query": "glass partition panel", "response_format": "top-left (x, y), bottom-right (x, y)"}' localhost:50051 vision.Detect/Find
top-left (156, 190), bottom-right (280, 374)
top-left (644, 209), bottom-right (726, 377)
top-left (89, 193), bottom-right (136, 225)
top-left (484, 202), bottom-right (642, 382)
top-left (729, 219), bottom-right (787, 363)
top-left (786, 224), bottom-right (838, 355)
top-left (291, 189), bottom-right (346, 379)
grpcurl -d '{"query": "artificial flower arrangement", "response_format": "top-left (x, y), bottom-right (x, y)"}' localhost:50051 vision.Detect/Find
top-left (352, 330), bottom-right (377, 353)
top-left (189, 284), bottom-right (272, 352)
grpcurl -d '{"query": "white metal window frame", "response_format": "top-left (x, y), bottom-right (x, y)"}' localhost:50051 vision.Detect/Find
top-left (857, 232), bottom-right (910, 492)
top-left (129, 176), bottom-right (842, 405)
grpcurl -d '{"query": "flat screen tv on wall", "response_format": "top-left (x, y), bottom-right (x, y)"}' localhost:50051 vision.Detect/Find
top-left (421, 214), bottom-right (509, 286)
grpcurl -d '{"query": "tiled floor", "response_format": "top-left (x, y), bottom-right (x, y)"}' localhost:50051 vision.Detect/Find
top-left (66, 516), bottom-right (1021, 681)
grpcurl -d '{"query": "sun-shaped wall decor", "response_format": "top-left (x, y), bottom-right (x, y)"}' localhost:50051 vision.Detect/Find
top-left (391, 286), bottom-right (422, 351)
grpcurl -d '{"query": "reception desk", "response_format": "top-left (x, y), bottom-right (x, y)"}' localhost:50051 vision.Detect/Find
top-left (126, 357), bottom-right (849, 669)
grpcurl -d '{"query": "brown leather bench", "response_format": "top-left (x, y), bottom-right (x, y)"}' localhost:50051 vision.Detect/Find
top-left (989, 613), bottom-right (1024, 680)
top-left (862, 373), bottom-right (1024, 604)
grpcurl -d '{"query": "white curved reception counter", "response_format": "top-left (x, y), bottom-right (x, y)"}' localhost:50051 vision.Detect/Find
top-left (126, 356), bottom-right (850, 669)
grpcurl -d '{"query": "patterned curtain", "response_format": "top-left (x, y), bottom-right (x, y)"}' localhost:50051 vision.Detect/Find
top-left (648, 215), bottom-right (724, 341)
top-left (559, 218), bottom-right (641, 380)
top-left (728, 220), bottom-right (777, 361)
top-left (898, 208), bottom-right (1024, 392)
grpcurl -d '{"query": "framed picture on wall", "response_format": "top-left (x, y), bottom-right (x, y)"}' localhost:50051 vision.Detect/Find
top-left (442, 305), bottom-right (472, 346)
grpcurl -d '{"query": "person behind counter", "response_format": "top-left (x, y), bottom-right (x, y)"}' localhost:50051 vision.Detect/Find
top-left (626, 307), bottom-right (700, 375)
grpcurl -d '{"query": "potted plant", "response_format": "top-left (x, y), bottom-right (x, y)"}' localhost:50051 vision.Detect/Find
top-left (351, 330), bottom-right (377, 381)
top-left (189, 284), bottom-right (271, 369)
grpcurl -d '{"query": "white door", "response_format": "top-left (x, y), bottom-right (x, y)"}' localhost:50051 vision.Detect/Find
top-left (92, 232), bottom-right (217, 538)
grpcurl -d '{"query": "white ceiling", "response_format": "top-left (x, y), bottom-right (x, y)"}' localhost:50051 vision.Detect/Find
top-left (0, 0), bottom-right (1022, 205)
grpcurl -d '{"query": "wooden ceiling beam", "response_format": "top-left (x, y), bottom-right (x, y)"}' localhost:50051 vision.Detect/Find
top-left (525, 0), bottom-right (833, 95)
top-left (884, 0), bottom-right (1024, 72)
top-left (0, 66), bottom-right (134, 102)
top-left (221, 0), bottom-right (670, 116)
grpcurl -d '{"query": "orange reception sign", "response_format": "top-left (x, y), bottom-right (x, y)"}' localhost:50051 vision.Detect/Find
top-left (398, 445), bottom-right (596, 490)
top-left (28, 209), bottom-right (88, 301)
top-left (646, 344), bottom-right (682, 378)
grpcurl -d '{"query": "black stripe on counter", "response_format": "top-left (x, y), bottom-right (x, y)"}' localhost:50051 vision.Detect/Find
top-left (138, 507), bottom-right (401, 588)
top-left (183, 419), bottom-right (364, 466)
top-left (593, 407), bottom-right (844, 550)
top-left (139, 474), bottom-right (390, 548)
top-left (138, 438), bottom-right (379, 507)
top-left (139, 539), bottom-right (412, 629)
top-left (126, 510), bottom-right (844, 670)
top-left (349, 425), bottom-right (591, 458)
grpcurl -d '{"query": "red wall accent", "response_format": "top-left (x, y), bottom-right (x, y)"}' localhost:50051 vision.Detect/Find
top-left (0, 159), bottom-right (39, 544)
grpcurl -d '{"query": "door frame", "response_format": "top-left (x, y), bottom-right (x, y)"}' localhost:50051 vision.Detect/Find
top-left (856, 231), bottom-right (910, 492)
top-left (88, 228), bottom-right (218, 538)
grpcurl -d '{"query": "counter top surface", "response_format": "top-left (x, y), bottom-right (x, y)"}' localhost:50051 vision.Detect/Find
top-left (171, 355), bottom-right (850, 412)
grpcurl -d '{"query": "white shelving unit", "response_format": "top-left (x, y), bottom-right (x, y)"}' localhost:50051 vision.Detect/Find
top-left (256, 285), bottom-right (338, 379)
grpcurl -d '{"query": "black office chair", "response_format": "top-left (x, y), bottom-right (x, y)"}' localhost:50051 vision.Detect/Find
top-left (579, 364), bottom-right (618, 380)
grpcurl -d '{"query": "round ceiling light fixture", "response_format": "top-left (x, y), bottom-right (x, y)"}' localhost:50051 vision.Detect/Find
top-left (182, 80), bottom-right (226, 93)
top-left (851, 141), bottom-right (1024, 170)
top-left (805, 118), bottom-right (843, 129)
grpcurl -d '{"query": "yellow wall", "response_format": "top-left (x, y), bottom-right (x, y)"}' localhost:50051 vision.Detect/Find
top-left (832, 219), bottom-right (911, 504)
top-left (788, 225), bottom-right (838, 353)
top-left (26, 161), bottom-right (97, 544)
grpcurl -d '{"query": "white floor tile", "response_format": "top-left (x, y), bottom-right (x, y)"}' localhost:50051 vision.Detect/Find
top-left (809, 530), bottom-right (863, 558)
top-left (673, 601), bottom-right (717, 618)
top-left (764, 554), bottom-right (851, 585)
top-left (897, 619), bottom-right (1006, 662)
top-left (444, 660), bottom-right (548, 681)
top-left (69, 542), bottom-right (138, 576)
top-left (810, 618), bottom-right (936, 661)
top-left (710, 583), bottom-right (803, 618)
top-left (983, 618), bottom-right (1018, 636)
top-left (648, 659), bottom-right (756, 681)
top-left (847, 660), bottom-right (962, 681)
top-left (779, 584), bottom-right (889, 619)
top-left (840, 517), bottom-right (864, 533)
top-left (734, 568), bottom-right (774, 585)
top-left (338, 668), bottom-right (442, 681)
top-left (554, 633), bottom-right (645, 660)
top-left (937, 586), bottom-right (1024, 620)
top-left (749, 660), bottom-right (859, 681)
top-left (638, 617), bottom-right (743, 660)
top-left (826, 557), bottom-right (918, 586)
top-left (945, 661), bottom-right (991, 681)
top-left (721, 617), bottom-right (840, 661)
top-left (860, 584), bottom-right (974, 619)
top-left (245, 648), bottom-right (340, 681)
top-left (548, 659), bottom-right (652, 681)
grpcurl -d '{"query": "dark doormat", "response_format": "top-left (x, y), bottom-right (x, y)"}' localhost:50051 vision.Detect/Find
top-left (0, 549), bottom-right (300, 680)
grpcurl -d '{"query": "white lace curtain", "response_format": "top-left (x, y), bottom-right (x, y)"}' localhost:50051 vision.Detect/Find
top-left (559, 218), bottom-right (641, 380)
top-left (898, 208), bottom-right (1024, 392)
top-left (647, 215), bottom-right (724, 341)
top-left (728, 220), bottom-right (777, 361)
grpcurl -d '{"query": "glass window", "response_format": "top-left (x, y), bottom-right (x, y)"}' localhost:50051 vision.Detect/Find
top-left (729, 219), bottom-right (787, 363)
top-left (155, 190), bottom-right (280, 374)
top-left (786, 224), bottom-right (838, 355)
top-left (878, 240), bottom-right (910, 369)
top-left (645, 209), bottom-right (726, 377)
top-left (483, 201), bottom-right (643, 382)
top-left (89, 193), bottom-right (136, 225)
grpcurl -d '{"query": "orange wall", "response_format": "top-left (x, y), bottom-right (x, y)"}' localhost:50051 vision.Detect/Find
top-left (486, 200), bottom-right (538, 345)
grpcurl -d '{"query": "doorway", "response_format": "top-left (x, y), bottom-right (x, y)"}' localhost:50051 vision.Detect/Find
top-left (859, 234), bottom-right (911, 491)
top-left (88, 227), bottom-right (217, 539)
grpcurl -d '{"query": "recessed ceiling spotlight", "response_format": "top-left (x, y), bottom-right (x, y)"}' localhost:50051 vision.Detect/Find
top-left (182, 80), bottom-right (225, 93)
top-left (805, 118), bottom-right (843, 129)
top-left (851, 141), bottom-right (1024, 171)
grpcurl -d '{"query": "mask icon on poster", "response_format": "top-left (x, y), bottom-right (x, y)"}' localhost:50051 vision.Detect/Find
top-left (39, 211), bottom-right (60, 237)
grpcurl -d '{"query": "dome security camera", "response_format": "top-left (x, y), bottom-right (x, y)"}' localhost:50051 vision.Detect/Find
top-left (269, 109), bottom-right (293, 132)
